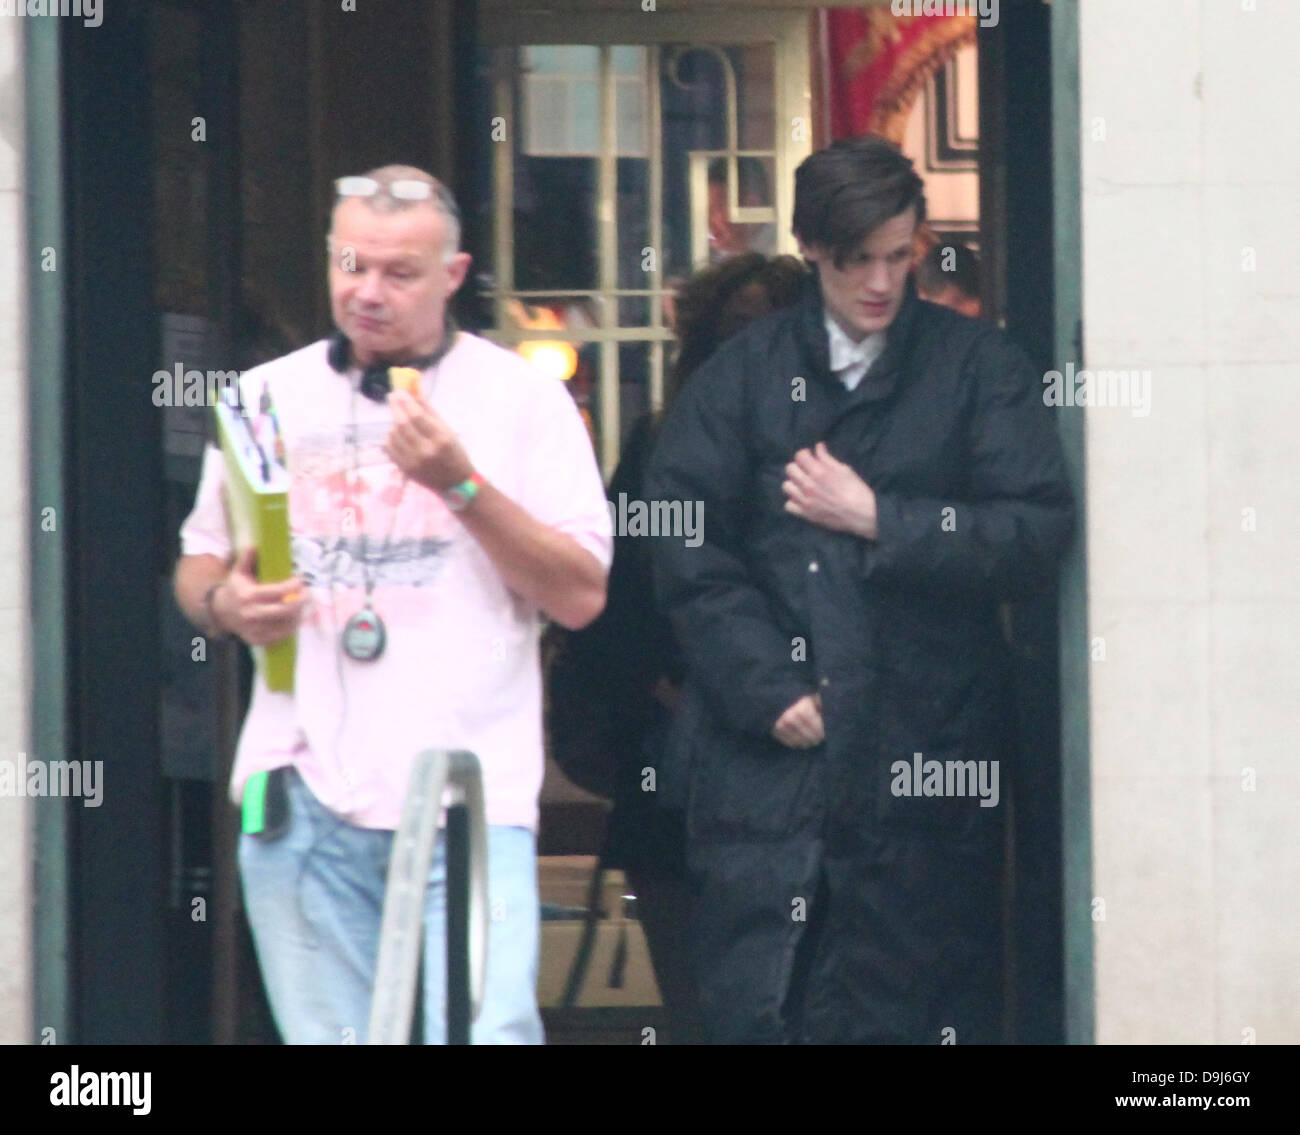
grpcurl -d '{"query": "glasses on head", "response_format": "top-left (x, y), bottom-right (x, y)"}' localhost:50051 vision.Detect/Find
top-left (334, 176), bottom-right (459, 213)
top-left (336, 176), bottom-right (429, 201)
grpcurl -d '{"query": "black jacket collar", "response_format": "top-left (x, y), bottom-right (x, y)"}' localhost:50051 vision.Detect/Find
top-left (793, 272), bottom-right (922, 404)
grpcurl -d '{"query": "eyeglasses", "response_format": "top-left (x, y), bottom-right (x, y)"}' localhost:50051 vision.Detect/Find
top-left (335, 176), bottom-right (460, 216)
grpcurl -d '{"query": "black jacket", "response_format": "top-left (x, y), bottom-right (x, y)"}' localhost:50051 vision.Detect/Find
top-left (644, 277), bottom-right (1074, 1043)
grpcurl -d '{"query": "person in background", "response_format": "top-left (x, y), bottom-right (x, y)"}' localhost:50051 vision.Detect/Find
top-left (706, 157), bottom-right (777, 261)
top-left (550, 253), bottom-right (807, 1044)
top-left (915, 237), bottom-right (983, 318)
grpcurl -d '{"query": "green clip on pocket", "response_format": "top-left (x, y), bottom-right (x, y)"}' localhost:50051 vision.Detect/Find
top-left (242, 767), bottom-right (290, 840)
top-left (242, 770), bottom-right (270, 835)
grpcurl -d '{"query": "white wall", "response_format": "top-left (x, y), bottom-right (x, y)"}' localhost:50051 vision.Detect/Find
top-left (0, 13), bottom-right (32, 1045)
top-left (1080, 0), bottom-right (1300, 1044)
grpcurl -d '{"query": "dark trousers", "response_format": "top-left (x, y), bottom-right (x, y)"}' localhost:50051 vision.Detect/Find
top-left (687, 833), bottom-right (1004, 1045)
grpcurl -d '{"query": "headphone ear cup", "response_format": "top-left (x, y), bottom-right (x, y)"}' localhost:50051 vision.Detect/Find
top-left (327, 331), bottom-right (350, 373)
top-left (332, 330), bottom-right (392, 402)
top-left (360, 365), bottom-right (391, 403)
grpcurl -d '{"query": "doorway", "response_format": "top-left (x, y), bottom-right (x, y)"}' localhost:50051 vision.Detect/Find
top-left (42, 0), bottom-right (1083, 1046)
top-left (469, 1), bottom-right (1075, 1044)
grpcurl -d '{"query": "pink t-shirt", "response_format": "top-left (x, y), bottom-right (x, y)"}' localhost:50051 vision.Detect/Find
top-left (179, 332), bottom-right (612, 832)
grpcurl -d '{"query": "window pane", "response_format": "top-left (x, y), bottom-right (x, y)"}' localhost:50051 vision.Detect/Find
top-left (611, 45), bottom-right (646, 77)
top-left (571, 79), bottom-right (599, 154)
top-left (514, 157), bottom-right (598, 290)
top-left (735, 44), bottom-right (776, 151)
top-left (619, 297), bottom-right (653, 328)
top-left (524, 44), bottom-right (597, 76)
top-left (557, 339), bottom-right (653, 474)
top-left (616, 80), bottom-right (647, 157)
top-left (525, 78), bottom-right (570, 155)
top-left (659, 44), bottom-right (778, 278)
top-left (617, 157), bottom-right (651, 291)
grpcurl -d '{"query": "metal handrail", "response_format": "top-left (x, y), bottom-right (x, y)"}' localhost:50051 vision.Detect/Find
top-left (367, 750), bottom-right (489, 1045)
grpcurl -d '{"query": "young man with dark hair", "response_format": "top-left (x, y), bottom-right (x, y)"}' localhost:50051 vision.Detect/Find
top-left (646, 136), bottom-right (1073, 1044)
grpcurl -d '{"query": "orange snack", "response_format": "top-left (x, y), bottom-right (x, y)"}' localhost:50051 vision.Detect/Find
top-left (389, 366), bottom-right (421, 395)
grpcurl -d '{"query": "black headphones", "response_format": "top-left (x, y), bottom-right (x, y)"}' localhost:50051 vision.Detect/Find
top-left (327, 317), bottom-right (458, 402)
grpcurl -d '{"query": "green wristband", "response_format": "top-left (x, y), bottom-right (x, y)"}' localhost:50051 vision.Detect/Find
top-left (442, 471), bottom-right (484, 512)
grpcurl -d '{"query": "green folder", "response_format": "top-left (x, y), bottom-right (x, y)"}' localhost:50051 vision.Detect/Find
top-left (214, 391), bottom-right (296, 692)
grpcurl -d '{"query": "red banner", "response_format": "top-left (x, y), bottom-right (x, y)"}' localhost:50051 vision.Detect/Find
top-left (825, 8), bottom-right (976, 143)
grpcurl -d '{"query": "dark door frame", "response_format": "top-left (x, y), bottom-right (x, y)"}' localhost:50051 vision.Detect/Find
top-left (43, 1), bottom-right (166, 1044)
top-left (979, 0), bottom-right (1090, 1045)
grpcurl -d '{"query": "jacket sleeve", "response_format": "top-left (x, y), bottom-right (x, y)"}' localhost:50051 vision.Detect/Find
top-left (645, 357), bottom-right (811, 738)
top-left (862, 330), bottom-right (1075, 599)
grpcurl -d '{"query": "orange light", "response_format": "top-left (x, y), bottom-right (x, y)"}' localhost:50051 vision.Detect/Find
top-left (518, 340), bottom-right (579, 382)
top-left (508, 301), bottom-right (580, 381)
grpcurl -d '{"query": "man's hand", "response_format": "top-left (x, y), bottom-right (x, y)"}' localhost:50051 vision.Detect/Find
top-left (212, 546), bottom-right (305, 646)
top-left (783, 441), bottom-right (878, 539)
top-left (772, 693), bottom-right (825, 749)
top-left (384, 389), bottom-right (474, 493)
top-left (379, 387), bottom-right (605, 628)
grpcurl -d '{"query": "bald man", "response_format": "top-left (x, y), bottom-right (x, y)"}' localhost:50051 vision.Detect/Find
top-left (174, 166), bottom-right (611, 1044)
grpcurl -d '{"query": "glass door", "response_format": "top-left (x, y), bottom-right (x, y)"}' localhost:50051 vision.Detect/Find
top-left (477, 11), bottom-right (812, 476)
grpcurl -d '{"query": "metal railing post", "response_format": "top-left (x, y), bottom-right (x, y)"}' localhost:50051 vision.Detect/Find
top-left (368, 750), bottom-right (489, 1045)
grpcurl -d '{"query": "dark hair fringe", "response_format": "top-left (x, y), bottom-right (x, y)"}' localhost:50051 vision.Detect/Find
top-left (792, 136), bottom-right (927, 268)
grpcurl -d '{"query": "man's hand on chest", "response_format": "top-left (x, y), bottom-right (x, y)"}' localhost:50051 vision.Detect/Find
top-left (782, 441), bottom-right (878, 540)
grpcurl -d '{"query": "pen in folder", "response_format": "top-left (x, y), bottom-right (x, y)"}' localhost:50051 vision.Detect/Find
top-left (233, 398), bottom-right (272, 484)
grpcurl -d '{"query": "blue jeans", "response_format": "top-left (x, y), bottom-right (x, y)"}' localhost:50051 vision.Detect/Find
top-left (238, 767), bottom-right (544, 1044)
